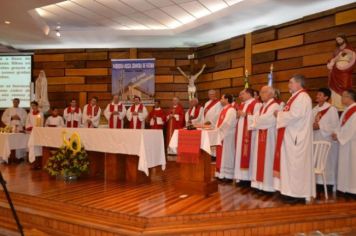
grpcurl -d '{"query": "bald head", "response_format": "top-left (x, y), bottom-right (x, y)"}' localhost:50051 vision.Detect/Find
top-left (208, 90), bottom-right (217, 100)
top-left (172, 97), bottom-right (180, 106)
top-left (260, 86), bottom-right (275, 103)
top-left (189, 98), bottom-right (199, 107)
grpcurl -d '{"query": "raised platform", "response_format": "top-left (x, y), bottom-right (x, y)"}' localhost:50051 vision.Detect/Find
top-left (0, 162), bottom-right (355, 236)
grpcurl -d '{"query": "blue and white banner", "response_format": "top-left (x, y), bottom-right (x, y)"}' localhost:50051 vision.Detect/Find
top-left (111, 59), bottom-right (155, 105)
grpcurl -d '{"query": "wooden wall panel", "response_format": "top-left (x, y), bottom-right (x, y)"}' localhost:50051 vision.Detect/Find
top-left (34, 54), bottom-right (64, 62)
top-left (252, 35), bottom-right (304, 54)
top-left (304, 22), bottom-right (356, 44)
top-left (277, 16), bottom-right (335, 39)
top-left (252, 29), bottom-right (276, 44)
top-left (47, 77), bottom-right (85, 85)
top-left (65, 68), bottom-right (108, 76)
top-left (335, 8), bottom-right (356, 25)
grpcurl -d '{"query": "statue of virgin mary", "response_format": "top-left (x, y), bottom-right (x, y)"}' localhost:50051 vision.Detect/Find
top-left (35, 70), bottom-right (50, 113)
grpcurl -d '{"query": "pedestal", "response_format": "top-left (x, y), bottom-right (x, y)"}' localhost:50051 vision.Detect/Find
top-left (105, 153), bottom-right (150, 184)
top-left (175, 150), bottom-right (218, 196)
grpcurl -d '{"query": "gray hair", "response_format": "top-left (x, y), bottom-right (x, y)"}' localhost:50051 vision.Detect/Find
top-left (292, 74), bottom-right (306, 88)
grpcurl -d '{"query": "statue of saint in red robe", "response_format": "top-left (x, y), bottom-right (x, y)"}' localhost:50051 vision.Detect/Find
top-left (327, 34), bottom-right (355, 110)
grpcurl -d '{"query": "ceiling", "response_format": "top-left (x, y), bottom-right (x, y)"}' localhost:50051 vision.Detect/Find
top-left (0, 0), bottom-right (354, 50)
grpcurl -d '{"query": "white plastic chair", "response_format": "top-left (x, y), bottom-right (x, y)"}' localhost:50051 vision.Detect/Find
top-left (313, 141), bottom-right (331, 200)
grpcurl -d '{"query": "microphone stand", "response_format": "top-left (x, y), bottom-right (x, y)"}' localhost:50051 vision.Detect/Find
top-left (0, 171), bottom-right (24, 236)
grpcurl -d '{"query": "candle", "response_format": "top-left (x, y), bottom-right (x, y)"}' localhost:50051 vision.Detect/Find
top-left (245, 69), bottom-right (248, 78)
top-left (35, 114), bottom-right (42, 127)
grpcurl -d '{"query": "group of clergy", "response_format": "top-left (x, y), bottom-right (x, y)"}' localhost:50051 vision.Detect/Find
top-left (214, 74), bottom-right (355, 202)
top-left (1, 74), bottom-right (355, 202)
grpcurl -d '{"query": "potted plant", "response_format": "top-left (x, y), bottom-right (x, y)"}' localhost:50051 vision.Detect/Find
top-left (45, 132), bottom-right (89, 180)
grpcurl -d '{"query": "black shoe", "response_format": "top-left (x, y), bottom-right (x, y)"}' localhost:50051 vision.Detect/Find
top-left (222, 178), bottom-right (233, 183)
top-left (281, 195), bottom-right (305, 204)
top-left (238, 180), bottom-right (251, 188)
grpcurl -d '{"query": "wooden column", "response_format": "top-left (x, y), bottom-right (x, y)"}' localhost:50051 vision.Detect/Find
top-left (244, 33), bottom-right (252, 76)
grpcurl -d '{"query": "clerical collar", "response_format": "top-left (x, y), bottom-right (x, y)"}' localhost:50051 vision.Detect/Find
top-left (292, 89), bottom-right (304, 95)
top-left (154, 107), bottom-right (161, 110)
top-left (346, 103), bottom-right (356, 109)
top-left (318, 102), bottom-right (330, 108)
top-left (264, 98), bottom-right (274, 105)
top-left (245, 98), bottom-right (254, 104)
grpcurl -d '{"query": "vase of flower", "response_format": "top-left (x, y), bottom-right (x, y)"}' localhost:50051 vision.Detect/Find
top-left (63, 170), bottom-right (79, 181)
top-left (45, 132), bottom-right (89, 181)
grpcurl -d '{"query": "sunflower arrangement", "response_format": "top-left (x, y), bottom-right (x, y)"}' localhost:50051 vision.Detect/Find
top-left (45, 132), bottom-right (89, 179)
top-left (0, 125), bottom-right (13, 133)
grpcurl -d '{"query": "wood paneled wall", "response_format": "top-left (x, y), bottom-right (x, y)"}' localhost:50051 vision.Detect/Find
top-left (33, 48), bottom-right (193, 111)
top-left (195, 3), bottom-right (356, 102)
top-left (32, 3), bottom-right (356, 113)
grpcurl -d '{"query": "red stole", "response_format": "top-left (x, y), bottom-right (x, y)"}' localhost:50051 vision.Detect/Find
top-left (188, 105), bottom-right (201, 120)
top-left (328, 45), bottom-right (355, 95)
top-left (341, 105), bottom-right (356, 127)
top-left (204, 99), bottom-right (219, 117)
top-left (87, 104), bottom-right (99, 117)
top-left (129, 104), bottom-right (143, 129)
top-left (314, 105), bottom-right (331, 124)
top-left (273, 89), bottom-right (306, 177)
top-left (149, 108), bottom-right (166, 129)
top-left (238, 99), bottom-right (259, 169)
top-left (67, 106), bottom-right (79, 128)
top-left (109, 103), bottom-right (123, 129)
top-left (216, 105), bottom-right (233, 173)
top-left (255, 101), bottom-right (277, 182)
top-left (275, 99), bottom-right (283, 105)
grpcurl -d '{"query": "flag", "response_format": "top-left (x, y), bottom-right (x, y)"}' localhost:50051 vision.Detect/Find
top-left (267, 71), bottom-right (273, 86)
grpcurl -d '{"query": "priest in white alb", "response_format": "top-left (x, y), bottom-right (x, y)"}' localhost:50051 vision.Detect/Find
top-left (248, 86), bottom-right (280, 192)
top-left (273, 74), bottom-right (315, 202)
top-left (185, 98), bottom-right (203, 126)
top-left (63, 99), bottom-right (82, 128)
top-left (1, 98), bottom-right (28, 160)
top-left (45, 108), bottom-right (65, 127)
top-left (26, 101), bottom-right (44, 169)
top-left (25, 101), bottom-right (44, 132)
top-left (312, 88), bottom-right (339, 188)
top-left (203, 90), bottom-right (222, 127)
top-left (126, 96), bottom-right (148, 129)
top-left (234, 88), bottom-right (262, 183)
top-left (1, 98), bottom-right (27, 132)
top-left (104, 94), bottom-right (126, 129)
top-left (215, 94), bottom-right (237, 180)
top-left (82, 97), bottom-right (101, 128)
top-left (332, 89), bottom-right (356, 194)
